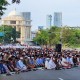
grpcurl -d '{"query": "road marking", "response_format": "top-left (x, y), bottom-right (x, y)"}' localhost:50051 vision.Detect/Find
top-left (58, 78), bottom-right (64, 80)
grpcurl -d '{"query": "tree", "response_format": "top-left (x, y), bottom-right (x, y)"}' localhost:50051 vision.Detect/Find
top-left (0, 0), bottom-right (9, 17)
top-left (63, 26), bottom-right (79, 47)
top-left (34, 26), bottom-right (80, 48)
top-left (0, 0), bottom-right (20, 18)
top-left (73, 29), bottom-right (80, 44)
top-left (11, 27), bottom-right (16, 43)
top-left (33, 26), bottom-right (61, 47)
top-left (0, 25), bottom-right (20, 43)
top-left (33, 29), bottom-right (49, 46)
top-left (12, 0), bottom-right (20, 3)
top-left (48, 26), bottom-right (61, 45)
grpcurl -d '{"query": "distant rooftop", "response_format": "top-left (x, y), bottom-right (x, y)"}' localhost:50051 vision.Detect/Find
top-left (8, 9), bottom-right (22, 17)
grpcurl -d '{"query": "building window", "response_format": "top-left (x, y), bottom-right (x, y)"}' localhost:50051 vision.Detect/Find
top-left (4, 21), bottom-right (7, 24)
top-left (18, 21), bottom-right (22, 24)
top-left (10, 21), bottom-right (16, 24)
top-left (26, 21), bottom-right (30, 25)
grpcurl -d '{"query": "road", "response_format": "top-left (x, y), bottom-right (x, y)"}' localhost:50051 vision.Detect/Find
top-left (0, 67), bottom-right (80, 80)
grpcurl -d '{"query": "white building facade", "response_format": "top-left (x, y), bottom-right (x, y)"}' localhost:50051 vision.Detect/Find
top-left (2, 10), bottom-right (32, 44)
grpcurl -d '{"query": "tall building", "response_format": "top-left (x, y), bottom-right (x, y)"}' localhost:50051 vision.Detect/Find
top-left (54, 12), bottom-right (62, 27)
top-left (21, 12), bottom-right (31, 21)
top-left (2, 10), bottom-right (32, 44)
top-left (21, 12), bottom-right (31, 41)
top-left (46, 15), bottom-right (52, 28)
top-left (31, 31), bottom-right (37, 40)
top-left (38, 26), bottom-right (43, 30)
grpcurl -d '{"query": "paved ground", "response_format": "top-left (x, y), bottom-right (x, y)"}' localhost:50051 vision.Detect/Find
top-left (0, 67), bottom-right (80, 80)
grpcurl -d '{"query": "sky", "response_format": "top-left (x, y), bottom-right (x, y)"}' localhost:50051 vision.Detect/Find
top-left (2, 0), bottom-right (80, 31)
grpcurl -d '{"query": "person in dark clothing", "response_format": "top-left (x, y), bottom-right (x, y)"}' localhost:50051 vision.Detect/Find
top-left (0, 60), bottom-right (6, 74)
top-left (73, 55), bottom-right (78, 67)
top-left (55, 57), bottom-right (61, 70)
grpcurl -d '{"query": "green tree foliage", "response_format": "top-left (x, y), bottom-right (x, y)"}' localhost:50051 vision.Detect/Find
top-left (48, 26), bottom-right (61, 45)
top-left (73, 29), bottom-right (80, 44)
top-left (33, 26), bottom-right (61, 46)
top-left (0, 0), bottom-right (20, 17)
top-left (11, 27), bottom-right (16, 43)
top-left (34, 26), bottom-right (80, 47)
top-left (62, 27), bottom-right (75, 44)
top-left (59, 26), bottom-right (80, 47)
top-left (0, 25), bottom-right (20, 43)
top-left (0, 0), bottom-right (9, 17)
top-left (12, 0), bottom-right (20, 3)
top-left (33, 29), bottom-right (49, 45)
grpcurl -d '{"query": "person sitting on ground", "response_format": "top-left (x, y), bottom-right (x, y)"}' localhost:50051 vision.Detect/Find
top-left (61, 55), bottom-right (71, 69)
top-left (23, 56), bottom-right (35, 70)
top-left (7, 58), bottom-right (20, 73)
top-left (0, 60), bottom-right (6, 74)
top-left (66, 55), bottom-right (74, 67)
top-left (55, 57), bottom-right (62, 70)
top-left (28, 56), bottom-right (36, 69)
top-left (73, 55), bottom-right (78, 67)
top-left (36, 55), bottom-right (44, 67)
top-left (48, 56), bottom-right (56, 69)
top-left (16, 57), bottom-right (27, 72)
top-left (45, 57), bottom-right (50, 69)
top-left (2, 60), bottom-right (11, 75)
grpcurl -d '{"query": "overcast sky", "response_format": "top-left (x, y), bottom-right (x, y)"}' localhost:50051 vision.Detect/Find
top-left (3, 0), bottom-right (80, 31)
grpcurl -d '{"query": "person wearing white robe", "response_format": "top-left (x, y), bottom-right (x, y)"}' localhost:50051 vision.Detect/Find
top-left (48, 57), bottom-right (56, 69)
top-left (45, 58), bottom-right (50, 69)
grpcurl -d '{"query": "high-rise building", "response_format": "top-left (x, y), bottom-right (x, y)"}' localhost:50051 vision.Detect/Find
top-left (54, 12), bottom-right (62, 27)
top-left (21, 12), bottom-right (31, 26)
top-left (38, 26), bottom-right (44, 30)
top-left (20, 12), bottom-right (32, 42)
top-left (21, 12), bottom-right (31, 20)
top-left (46, 15), bottom-right (52, 28)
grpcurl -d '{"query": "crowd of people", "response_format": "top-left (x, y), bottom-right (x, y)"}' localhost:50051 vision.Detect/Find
top-left (0, 47), bottom-right (80, 75)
